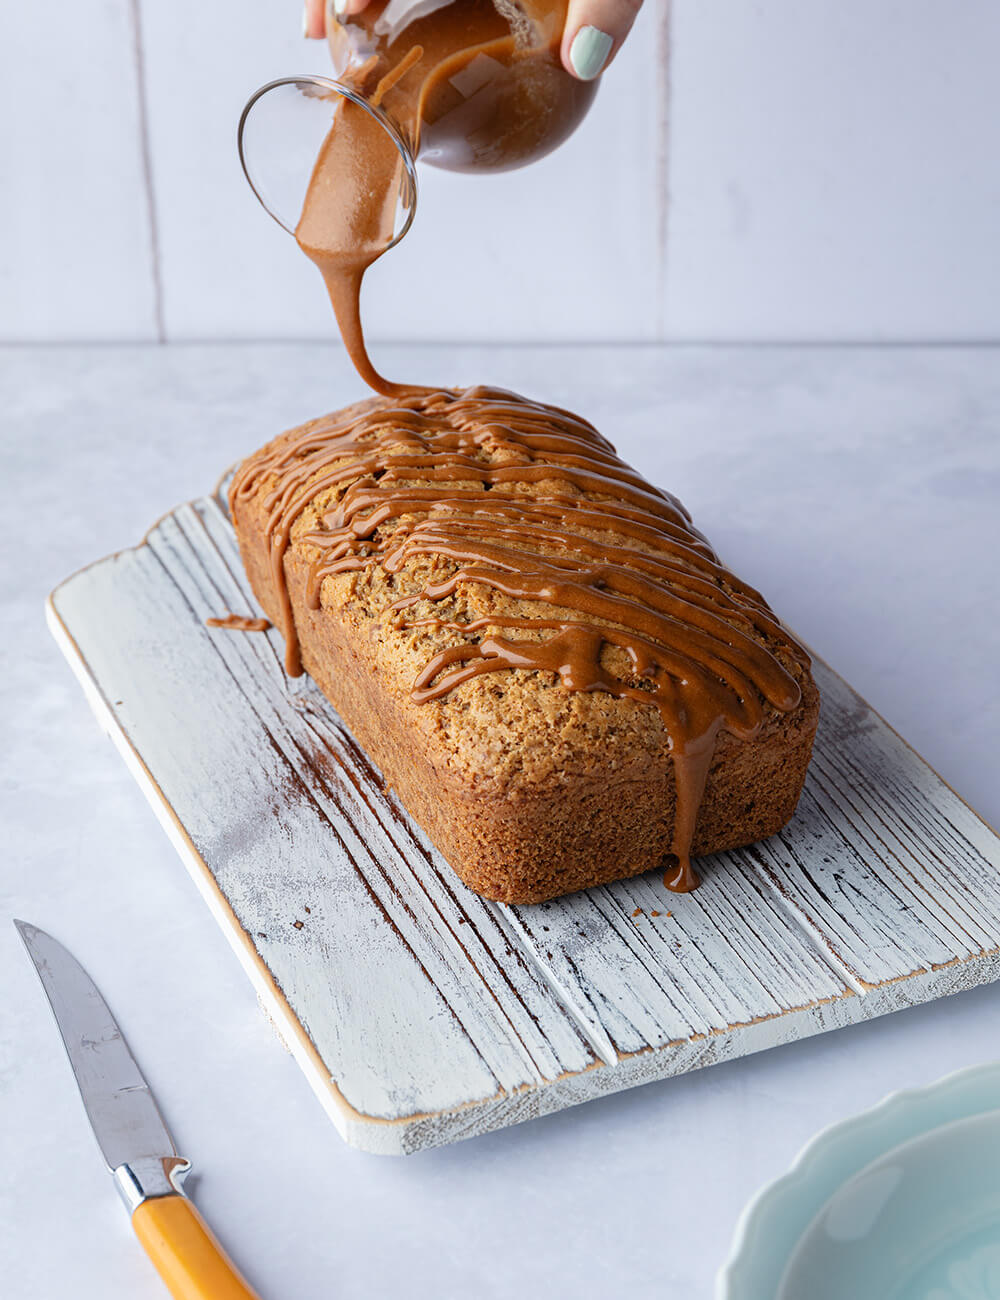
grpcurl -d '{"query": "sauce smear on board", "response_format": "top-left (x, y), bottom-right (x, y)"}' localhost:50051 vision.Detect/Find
top-left (206, 613), bottom-right (272, 632)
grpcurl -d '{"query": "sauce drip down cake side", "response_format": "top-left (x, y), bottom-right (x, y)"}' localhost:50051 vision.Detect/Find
top-left (230, 387), bottom-right (819, 903)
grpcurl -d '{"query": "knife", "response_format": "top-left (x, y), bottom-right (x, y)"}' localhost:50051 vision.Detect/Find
top-left (15, 919), bottom-right (261, 1300)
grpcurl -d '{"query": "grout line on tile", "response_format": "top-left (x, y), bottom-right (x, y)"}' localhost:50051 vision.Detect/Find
top-left (655, 0), bottom-right (673, 341)
top-left (128, 0), bottom-right (166, 343)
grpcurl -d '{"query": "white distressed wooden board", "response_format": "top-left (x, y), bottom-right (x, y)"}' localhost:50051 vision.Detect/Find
top-left (47, 487), bottom-right (1000, 1155)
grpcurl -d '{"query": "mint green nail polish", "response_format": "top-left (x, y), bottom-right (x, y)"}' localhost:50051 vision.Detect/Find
top-left (569, 26), bottom-right (613, 80)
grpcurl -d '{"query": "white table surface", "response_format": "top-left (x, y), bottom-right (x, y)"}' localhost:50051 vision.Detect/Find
top-left (3, 342), bottom-right (999, 1299)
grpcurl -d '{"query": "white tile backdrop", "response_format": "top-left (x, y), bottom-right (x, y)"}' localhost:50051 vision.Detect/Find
top-left (3, 0), bottom-right (999, 343)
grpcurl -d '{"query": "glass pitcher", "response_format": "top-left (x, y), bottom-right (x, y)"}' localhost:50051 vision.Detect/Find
top-left (239, 0), bottom-right (598, 240)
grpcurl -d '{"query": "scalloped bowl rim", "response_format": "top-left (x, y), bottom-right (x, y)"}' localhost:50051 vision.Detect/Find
top-left (717, 1059), bottom-right (1000, 1299)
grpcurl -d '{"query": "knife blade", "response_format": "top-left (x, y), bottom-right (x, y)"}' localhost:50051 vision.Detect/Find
top-left (15, 919), bottom-right (261, 1300)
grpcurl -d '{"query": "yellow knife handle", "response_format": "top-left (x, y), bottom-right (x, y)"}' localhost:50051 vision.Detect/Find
top-left (132, 1193), bottom-right (261, 1300)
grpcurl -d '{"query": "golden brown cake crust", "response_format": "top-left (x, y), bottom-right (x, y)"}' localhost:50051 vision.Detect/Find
top-left (230, 389), bottom-right (819, 904)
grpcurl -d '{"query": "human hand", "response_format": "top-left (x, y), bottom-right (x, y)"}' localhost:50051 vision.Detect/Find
top-left (302, 0), bottom-right (642, 81)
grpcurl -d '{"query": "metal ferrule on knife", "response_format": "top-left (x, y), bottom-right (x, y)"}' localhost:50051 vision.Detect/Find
top-left (112, 1154), bottom-right (193, 1214)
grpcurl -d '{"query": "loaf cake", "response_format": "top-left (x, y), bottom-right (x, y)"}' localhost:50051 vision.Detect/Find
top-left (230, 386), bottom-right (818, 904)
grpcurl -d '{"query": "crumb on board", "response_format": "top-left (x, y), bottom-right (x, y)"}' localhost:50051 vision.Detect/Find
top-left (293, 919), bottom-right (304, 930)
top-left (651, 910), bottom-right (661, 917)
top-left (304, 905), bottom-right (311, 914)
top-left (632, 907), bottom-right (643, 917)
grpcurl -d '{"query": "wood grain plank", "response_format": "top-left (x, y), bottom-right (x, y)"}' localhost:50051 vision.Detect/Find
top-left (152, 504), bottom-right (602, 1094)
top-left (744, 662), bottom-right (1000, 990)
top-left (52, 541), bottom-right (511, 1119)
top-left (48, 492), bottom-right (1000, 1152)
top-left (187, 497), bottom-right (603, 1076)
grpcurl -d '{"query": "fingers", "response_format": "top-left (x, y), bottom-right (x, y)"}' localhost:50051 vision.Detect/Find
top-left (305, 0), bottom-right (640, 75)
top-left (303, 0), bottom-right (371, 35)
top-left (303, 0), bottom-right (326, 39)
top-left (561, 0), bottom-right (643, 79)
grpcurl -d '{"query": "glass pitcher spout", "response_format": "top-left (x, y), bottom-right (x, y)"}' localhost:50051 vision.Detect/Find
top-left (238, 76), bottom-right (418, 247)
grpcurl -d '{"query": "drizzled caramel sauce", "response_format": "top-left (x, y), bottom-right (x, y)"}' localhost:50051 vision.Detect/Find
top-left (206, 613), bottom-right (272, 632)
top-left (231, 387), bottom-right (810, 891)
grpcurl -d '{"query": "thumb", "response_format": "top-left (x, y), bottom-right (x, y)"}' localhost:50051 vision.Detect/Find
top-left (561, 0), bottom-right (643, 80)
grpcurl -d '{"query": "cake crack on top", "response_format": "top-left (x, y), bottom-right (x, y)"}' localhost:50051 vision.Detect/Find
top-left (231, 386), bottom-right (818, 902)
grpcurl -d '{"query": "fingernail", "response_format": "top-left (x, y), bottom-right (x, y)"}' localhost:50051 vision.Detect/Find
top-left (302, 6), bottom-right (310, 36)
top-left (333, 0), bottom-right (347, 14)
top-left (569, 26), bottom-right (613, 80)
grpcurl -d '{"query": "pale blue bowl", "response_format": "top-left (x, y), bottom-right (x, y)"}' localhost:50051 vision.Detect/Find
top-left (718, 1063), bottom-right (1000, 1300)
